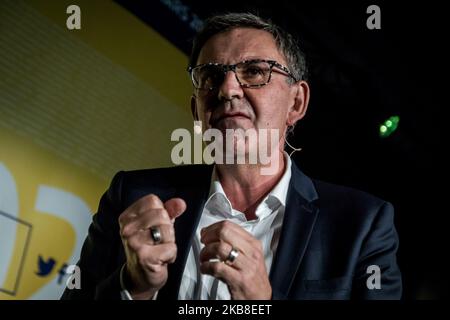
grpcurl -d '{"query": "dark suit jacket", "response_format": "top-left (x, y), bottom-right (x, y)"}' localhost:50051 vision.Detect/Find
top-left (61, 163), bottom-right (402, 300)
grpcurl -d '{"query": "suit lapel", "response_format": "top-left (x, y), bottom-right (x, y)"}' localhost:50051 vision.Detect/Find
top-left (269, 163), bottom-right (319, 299)
top-left (158, 165), bottom-right (212, 300)
top-left (157, 163), bottom-right (318, 299)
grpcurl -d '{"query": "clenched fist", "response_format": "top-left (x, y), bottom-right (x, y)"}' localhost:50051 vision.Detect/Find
top-left (199, 220), bottom-right (272, 299)
top-left (118, 194), bottom-right (186, 299)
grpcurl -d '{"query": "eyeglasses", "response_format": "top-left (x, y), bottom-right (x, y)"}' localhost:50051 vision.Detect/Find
top-left (188, 59), bottom-right (298, 91)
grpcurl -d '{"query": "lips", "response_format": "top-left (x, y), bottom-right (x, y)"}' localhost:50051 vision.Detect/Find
top-left (214, 112), bottom-right (250, 125)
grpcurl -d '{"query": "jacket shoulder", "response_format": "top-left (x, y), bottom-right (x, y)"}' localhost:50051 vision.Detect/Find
top-left (311, 178), bottom-right (391, 216)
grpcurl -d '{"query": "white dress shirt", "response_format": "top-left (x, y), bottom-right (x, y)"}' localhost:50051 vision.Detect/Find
top-left (121, 153), bottom-right (292, 300)
top-left (179, 153), bottom-right (292, 299)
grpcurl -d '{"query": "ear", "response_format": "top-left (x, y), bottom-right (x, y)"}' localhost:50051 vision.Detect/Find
top-left (191, 95), bottom-right (199, 121)
top-left (287, 81), bottom-right (310, 126)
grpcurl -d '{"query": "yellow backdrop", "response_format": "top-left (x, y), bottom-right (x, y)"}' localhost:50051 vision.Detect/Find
top-left (0, 0), bottom-right (192, 299)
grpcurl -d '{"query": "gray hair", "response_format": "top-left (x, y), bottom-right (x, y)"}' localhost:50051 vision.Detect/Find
top-left (188, 12), bottom-right (308, 82)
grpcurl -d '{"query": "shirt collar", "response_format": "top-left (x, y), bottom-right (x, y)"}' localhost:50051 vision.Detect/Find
top-left (204, 152), bottom-right (292, 220)
top-left (267, 152), bottom-right (292, 207)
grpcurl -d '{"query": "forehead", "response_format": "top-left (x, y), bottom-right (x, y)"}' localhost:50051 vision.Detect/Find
top-left (197, 28), bottom-right (287, 65)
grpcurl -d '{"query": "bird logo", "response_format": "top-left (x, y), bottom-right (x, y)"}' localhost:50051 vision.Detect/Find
top-left (35, 256), bottom-right (56, 277)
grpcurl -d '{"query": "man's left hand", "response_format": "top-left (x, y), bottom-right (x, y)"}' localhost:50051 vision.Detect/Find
top-left (199, 220), bottom-right (272, 299)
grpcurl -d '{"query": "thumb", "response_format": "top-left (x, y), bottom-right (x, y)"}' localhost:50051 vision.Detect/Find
top-left (164, 198), bottom-right (187, 222)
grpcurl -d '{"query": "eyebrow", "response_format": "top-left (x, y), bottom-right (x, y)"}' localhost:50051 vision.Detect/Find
top-left (201, 55), bottom-right (281, 64)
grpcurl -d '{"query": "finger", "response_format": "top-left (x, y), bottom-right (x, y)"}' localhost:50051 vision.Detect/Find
top-left (121, 208), bottom-right (171, 238)
top-left (164, 198), bottom-right (187, 221)
top-left (149, 224), bottom-right (175, 244)
top-left (200, 260), bottom-right (241, 285)
top-left (119, 194), bottom-right (165, 227)
top-left (199, 241), bottom-right (245, 270)
top-left (135, 194), bottom-right (165, 212)
top-left (200, 221), bottom-right (256, 255)
top-left (138, 242), bottom-right (178, 265)
top-left (127, 224), bottom-right (175, 248)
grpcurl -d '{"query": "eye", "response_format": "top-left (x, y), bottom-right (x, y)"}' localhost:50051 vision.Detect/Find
top-left (197, 65), bottom-right (223, 86)
top-left (244, 66), bottom-right (264, 76)
top-left (239, 62), bottom-right (271, 81)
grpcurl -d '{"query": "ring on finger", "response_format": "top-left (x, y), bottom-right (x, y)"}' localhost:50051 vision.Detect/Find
top-left (150, 226), bottom-right (162, 244)
top-left (225, 247), bottom-right (239, 265)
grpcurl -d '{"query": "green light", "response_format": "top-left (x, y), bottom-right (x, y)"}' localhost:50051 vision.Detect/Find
top-left (379, 115), bottom-right (400, 138)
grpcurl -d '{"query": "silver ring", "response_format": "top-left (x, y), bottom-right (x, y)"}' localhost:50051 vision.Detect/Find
top-left (226, 247), bottom-right (239, 264)
top-left (150, 227), bottom-right (161, 244)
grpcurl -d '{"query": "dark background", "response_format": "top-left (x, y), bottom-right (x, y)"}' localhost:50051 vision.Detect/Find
top-left (115, 0), bottom-right (447, 299)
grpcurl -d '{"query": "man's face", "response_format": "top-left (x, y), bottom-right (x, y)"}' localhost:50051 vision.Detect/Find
top-left (191, 27), bottom-right (308, 157)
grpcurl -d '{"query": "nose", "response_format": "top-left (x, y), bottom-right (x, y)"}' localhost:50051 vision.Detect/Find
top-left (217, 70), bottom-right (244, 101)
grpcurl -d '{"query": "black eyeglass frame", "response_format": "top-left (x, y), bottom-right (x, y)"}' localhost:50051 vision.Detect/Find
top-left (187, 59), bottom-right (299, 90)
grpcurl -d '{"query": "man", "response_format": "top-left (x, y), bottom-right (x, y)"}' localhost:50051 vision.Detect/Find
top-left (62, 13), bottom-right (401, 300)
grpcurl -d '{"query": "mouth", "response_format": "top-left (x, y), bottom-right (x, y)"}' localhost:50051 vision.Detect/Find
top-left (213, 112), bottom-right (250, 126)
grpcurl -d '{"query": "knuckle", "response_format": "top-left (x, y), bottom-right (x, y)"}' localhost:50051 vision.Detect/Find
top-left (169, 243), bottom-right (178, 255)
top-left (211, 261), bottom-right (222, 274)
top-left (147, 194), bottom-right (158, 200)
top-left (218, 241), bottom-right (228, 257)
top-left (199, 246), bottom-right (208, 260)
top-left (145, 194), bottom-right (161, 207)
top-left (169, 251), bottom-right (177, 263)
top-left (219, 226), bottom-right (229, 239)
top-left (126, 238), bottom-right (140, 252)
top-left (164, 244), bottom-right (177, 264)
top-left (154, 208), bottom-right (169, 221)
top-left (120, 225), bottom-right (131, 238)
top-left (134, 194), bottom-right (158, 212)
top-left (136, 249), bottom-right (148, 267)
top-left (221, 220), bottom-right (232, 229)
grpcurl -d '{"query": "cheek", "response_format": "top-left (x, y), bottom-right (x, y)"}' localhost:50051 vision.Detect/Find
top-left (248, 93), bottom-right (290, 128)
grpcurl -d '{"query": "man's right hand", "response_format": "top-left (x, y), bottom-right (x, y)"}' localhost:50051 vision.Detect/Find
top-left (118, 194), bottom-right (186, 300)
